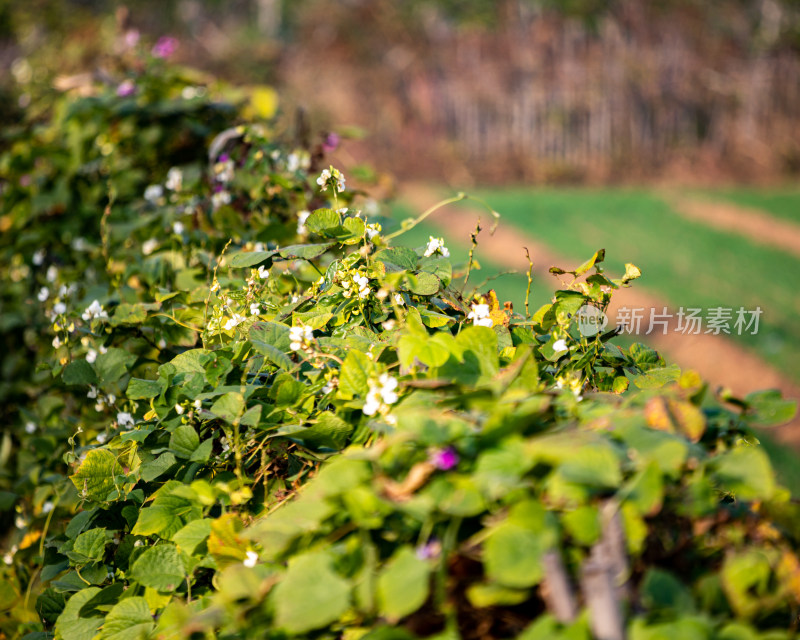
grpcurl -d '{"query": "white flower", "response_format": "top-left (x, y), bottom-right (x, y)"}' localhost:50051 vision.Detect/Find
top-left (32, 249), bottom-right (45, 266)
top-left (82, 300), bottom-right (109, 322)
top-left (257, 265), bottom-right (269, 279)
top-left (424, 236), bottom-right (450, 258)
top-left (86, 349), bottom-right (98, 364)
top-left (552, 339), bottom-right (568, 353)
top-left (378, 373), bottom-right (399, 405)
top-left (37, 287), bottom-right (49, 302)
top-left (87, 386), bottom-right (99, 399)
top-left (212, 190), bottom-right (231, 209)
top-left (106, 394), bottom-right (116, 405)
top-left (467, 303), bottom-right (493, 327)
top-left (290, 295), bottom-right (299, 304)
top-left (142, 238), bottom-right (159, 255)
top-left (322, 377), bottom-right (338, 394)
top-left (144, 184), bottom-right (163, 204)
top-left (193, 399), bottom-right (202, 410)
top-left (96, 433), bottom-right (107, 444)
top-left (316, 168), bottom-right (331, 187)
top-left (363, 374), bottom-right (399, 416)
top-left (117, 412), bottom-right (134, 429)
top-left (52, 336), bottom-right (62, 349)
top-left (250, 303), bottom-right (260, 316)
top-left (172, 221), bottom-right (185, 235)
top-left (72, 237), bottom-right (88, 251)
top-left (175, 404), bottom-right (185, 415)
top-left (354, 274), bottom-right (371, 299)
top-left (59, 284), bottom-right (76, 297)
top-left (214, 159), bottom-right (235, 183)
top-left (42, 501), bottom-right (54, 514)
top-left (46, 266), bottom-right (58, 283)
top-left (99, 345), bottom-right (108, 354)
top-left (316, 167), bottom-right (345, 193)
top-left (289, 324), bottom-right (314, 352)
top-left (297, 210), bottom-right (310, 235)
top-left (210, 280), bottom-right (220, 293)
top-left (224, 314), bottom-right (246, 331)
top-left (53, 302), bottom-right (66, 315)
top-left (24, 422), bottom-right (36, 434)
top-left (243, 550), bottom-right (258, 568)
top-left (393, 293), bottom-right (405, 306)
top-left (382, 319), bottom-right (396, 331)
top-left (166, 167), bottom-right (183, 191)
top-left (366, 223), bottom-right (381, 240)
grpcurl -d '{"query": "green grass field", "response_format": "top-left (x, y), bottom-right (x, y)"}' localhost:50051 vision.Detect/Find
top-left (693, 186), bottom-right (800, 223)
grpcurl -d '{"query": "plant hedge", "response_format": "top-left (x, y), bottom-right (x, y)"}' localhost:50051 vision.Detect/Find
top-left (1, 47), bottom-right (798, 640)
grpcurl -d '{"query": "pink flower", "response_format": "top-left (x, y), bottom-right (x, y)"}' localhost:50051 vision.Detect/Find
top-left (322, 132), bottom-right (340, 153)
top-left (152, 36), bottom-right (178, 59)
top-left (430, 447), bottom-right (459, 471)
top-left (117, 80), bottom-right (136, 97)
top-left (123, 30), bottom-right (140, 49)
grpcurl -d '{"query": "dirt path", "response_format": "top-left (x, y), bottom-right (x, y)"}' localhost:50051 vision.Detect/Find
top-left (401, 184), bottom-right (800, 446)
top-left (666, 193), bottom-right (800, 258)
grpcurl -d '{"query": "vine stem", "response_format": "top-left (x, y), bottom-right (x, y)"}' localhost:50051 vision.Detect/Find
top-left (384, 192), bottom-right (499, 241)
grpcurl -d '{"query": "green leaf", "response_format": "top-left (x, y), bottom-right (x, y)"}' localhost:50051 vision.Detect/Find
top-left (129, 544), bottom-right (185, 592)
top-left (94, 348), bottom-right (137, 385)
top-left (714, 446), bottom-right (775, 500)
top-left (405, 271), bottom-right (441, 296)
top-left (377, 546), bottom-right (430, 622)
top-left (484, 522), bottom-right (546, 588)
top-left (398, 331), bottom-right (454, 369)
top-left (72, 528), bottom-right (109, 563)
top-left (139, 452), bottom-right (177, 482)
top-left (110, 303), bottom-right (147, 327)
top-left (341, 216), bottom-right (366, 245)
top-left (100, 597), bottom-right (155, 640)
top-left (126, 378), bottom-right (162, 400)
top-left (210, 392), bottom-right (245, 423)
top-left (54, 587), bottom-right (102, 640)
top-left (171, 519), bottom-right (213, 554)
top-left (574, 248), bottom-right (605, 275)
top-left (374, 247), bottom-right (418, 271)
top-left (250, 321), bottom-right (291, 351)
top-left (297, 412), bottom-right (353, 450)
top-left (70, 449), bottom-right (121, 502)
top-left (190, 439), bottom-right (214, 462)
top-left (629, 364), bottom-right (681, 389)
top-left (745, 390), bottom-right (797, 427)
top-left (640, 569), bottom-right (695, 614)
top-left (466, 583), bottom-right (529, 608)
top-left (278, 242), bottom-right (335, 260)
top-left (166, 349), bottom-right (209, 374)
top-left (62, 359), bottom-right (97, 386)
top-left (339, 350), bottom-right (371, 399)
top-left (305, 208), bottom-right (342, 235)
top-left (230, 249), bottom-right (277, 268)
top-left (169, 424), bottom-right (200, 459)
top-left (273, 552), bottom-right (350, 633)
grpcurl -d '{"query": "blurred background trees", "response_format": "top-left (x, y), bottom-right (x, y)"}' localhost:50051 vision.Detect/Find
top-left (3, 0), bottom-right (800, 184)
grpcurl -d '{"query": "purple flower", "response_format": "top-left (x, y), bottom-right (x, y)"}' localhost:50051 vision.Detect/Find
top-left (415, 539), bottom-right (441, 560)
top-left (152, 36), bottom-right (178, 59)
top-left (116, 80), bottom-right (136, 97)
top-left (218, 153), bottom-right (230, 163)
top-left (322, 132), bottom-right (340, 153)
top-left (430, 447), bottom-right (459, 471)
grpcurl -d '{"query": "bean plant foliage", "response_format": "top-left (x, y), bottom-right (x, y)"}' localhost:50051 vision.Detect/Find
top-left (1, 47), bottom-right (799, 640)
